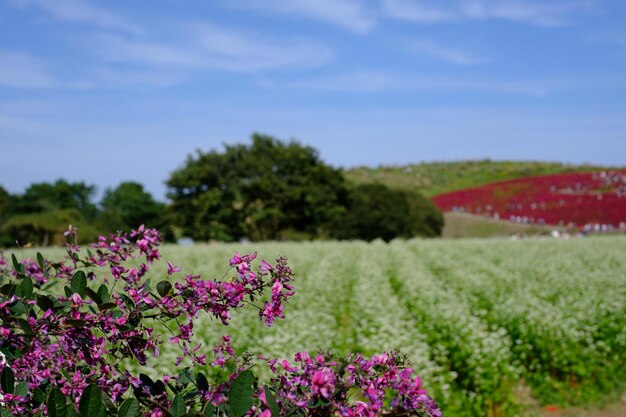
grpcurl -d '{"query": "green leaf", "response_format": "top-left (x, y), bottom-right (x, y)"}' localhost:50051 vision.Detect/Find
top-left (97, 302), bottom-right (118, 312)
top-left (47, 388), bottom-right (68, 417)
top-left (202, 403), bottom-right (215, 417)
top-left (227, 370), bottom-right (255, 417)
top-left (78, 384), bottom-right (106, 417)
top-left (11, 254), bottom-right (20, 274)
top-left (20, 277), bottom-right (34, 299)
top-left (0, 283), bottom-right (16, 297)
top-left (264, 386), bottom-right (281, 417)
top-left (170, 395), bottom-right (186, 417)
top-left (37, 295), bottom-right (55, 312)
top-left (196, 372), bottom-right (209, 392)
top-left (0, 410), bottom-right (15, 417)
top-left (101, 392), bottom-right (117, 414)
top-left (33, 388), bottom-right (46, 405)
top-left (37, 252), bottom-right (45, 270)
top-left (71, 271), bottom-right (87, 297)
top-left (118, 398), bottom-right (140, 417)
top-left (14, 381), bottom-right (28, 397)
top-left (178, 368), bottom-right (193, 385)
top-left (156, 280), bottom-right (172, 298)
top-left (18, 318), bottom-right (33, 335)
top-left (0, 367), bottom-right (15, 394)
top-left (84, 288), bottom-right (102, 305)
top-left (97, 285), bottom-right (109, 304)
top-left (9, 301), bottom-right (26, 315)
top-left (118, 293), bottom-right (136, 309)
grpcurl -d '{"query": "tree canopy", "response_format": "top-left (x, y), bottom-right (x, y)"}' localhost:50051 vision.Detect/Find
top-left (0, 179), bottom-right (170, 247)
top-left (1, 134), bottom-right (443, 246)
top-left (167, 134), bottom-right (350, 241)
top-left (333, 183), bottom-right (444, 242)
top-left (99, 181), bottom-right (172, 239)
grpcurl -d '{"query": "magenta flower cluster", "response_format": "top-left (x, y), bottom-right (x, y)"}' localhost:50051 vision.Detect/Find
top-left (0, 226), bottom-right (440, 417)
top-left (259, 351), bottom-right (441, 417)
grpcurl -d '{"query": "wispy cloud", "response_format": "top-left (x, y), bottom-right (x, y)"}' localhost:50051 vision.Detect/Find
top-left (11, 0), bottom-right (142, 34)
top-left (230, 0), bottom-right (375, 33)
top-left (411, 40), bottom-right (481, 65)
top-left (288, 71), bottom-right (550, 96)
top-left (383, 0), bottom-right (592, 27)
top-left (69, 68), bottom-right (184, 90)
top-left (90, 23), bottom-right (333, 72)
top-left (382, 0), bottom-right (455, 23)
top-left (463, 0), bottom-right (592, 27)
top-left (0, 50), bottom-right (56, 88)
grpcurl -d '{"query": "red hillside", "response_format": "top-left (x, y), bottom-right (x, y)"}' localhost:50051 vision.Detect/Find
top-left (432, 171), bottom-right (626, 230)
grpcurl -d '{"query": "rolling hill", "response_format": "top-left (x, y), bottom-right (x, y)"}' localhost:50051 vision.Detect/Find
top-left (345, 160), bottom-right (625, 236)
top-left (344, 160), bottom-right (616, 197)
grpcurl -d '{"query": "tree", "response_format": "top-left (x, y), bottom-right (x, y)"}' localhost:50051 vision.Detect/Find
top-left (13, 179), bottom-right (98, 220)
top-left (1, 180), bottom-right (101, 247)
top-left (0, 185), bottom-right (14, 246)
top-left (99, 181), bottom-right (172, 240)
top-left (167, 134), bottom-right (349, 241)
top-left (333, 183), bottom-right (443, 242)
top-left (2, 209), bottom-right (101, 246)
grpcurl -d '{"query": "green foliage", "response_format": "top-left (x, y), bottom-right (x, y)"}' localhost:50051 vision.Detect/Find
top-left (13, 179), bottom-right (98, 219)
top-left (78, 384), bottom-right (106, 417)
top-left (0, 179), bottom-right (173, 247)
top-left (47, 389), bottom-right (69, 417)
top-left (118, 399), bottom-right (140, 417)
top-left (227, 370), bottom-right (256, 417)
top-left (166, 133), bottom-right (349, 242)
top-left (1, 366), bottom-right (14, 394)
top-left (99, 181), bottom-right (173, 241)
top-left (263, 386), bottom-right (281, 417)
top-left (0, 179), bottom-right (102, 247)
top-left (169, 395), bottom-right (186, 417)
top-left (333, 183), bottom-right (443, 241)
top-left (0, 186), bottom-right (12, 231)
top-left (2, 209), bottom-right (100, 246)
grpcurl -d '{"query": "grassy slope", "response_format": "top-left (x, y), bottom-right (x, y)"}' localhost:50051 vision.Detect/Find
top-left (344, 160), bottom-right (616, 197)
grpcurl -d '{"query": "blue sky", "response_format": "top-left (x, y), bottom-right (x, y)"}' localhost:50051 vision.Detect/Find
top-left (1, 0), bottom-right (625, 200)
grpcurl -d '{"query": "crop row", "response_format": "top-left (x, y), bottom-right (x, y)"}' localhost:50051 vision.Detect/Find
top-left (24, 237), bottom-right (625, 417)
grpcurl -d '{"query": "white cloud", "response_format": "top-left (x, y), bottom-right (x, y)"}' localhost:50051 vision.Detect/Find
top-left (463, 0), bottom-right (591, 27)
top-left (0, 50), bottom-right (56, 88)
top-left (412, 40), bottom-right (481, 65)
top-left (382, 0), bottom-right (455, 23)
top-left (11, 0), bottom-right (142, 34)
top-left (287, 71), bottom-right (550, 96)
top-left (230, 0), bottom-right (375, 33)
top-left (383, 0), bottom-right (592, 27)
top-left (90, 23), bottom-right (333, 72)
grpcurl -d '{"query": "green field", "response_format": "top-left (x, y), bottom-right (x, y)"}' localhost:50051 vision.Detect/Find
top-left (15, 237), bottom-right (626, 417)
top-left (114, 237), bottom-right (625, 417)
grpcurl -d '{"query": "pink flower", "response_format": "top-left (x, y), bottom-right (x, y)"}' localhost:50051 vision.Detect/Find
top-left (151, 408), bottom-right (165, 417)
top-left (167, 262), bottom-right (181, 275)
top-left (70, 293), bottom-right (83, 307)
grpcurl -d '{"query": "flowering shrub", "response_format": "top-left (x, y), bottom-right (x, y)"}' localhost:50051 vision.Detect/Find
top-left (0, 226), bottom-right (441, 417)
top-left (432, 171), bottom-right (626, 229)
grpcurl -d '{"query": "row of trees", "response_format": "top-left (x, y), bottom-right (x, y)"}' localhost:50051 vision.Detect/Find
top-left (0, 180), bottom-right (171, 247)
top-left (1, 134), bottom-right (443, 246)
